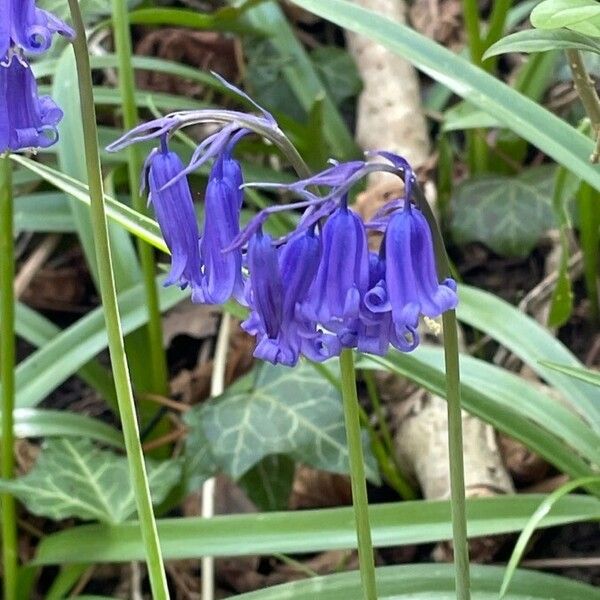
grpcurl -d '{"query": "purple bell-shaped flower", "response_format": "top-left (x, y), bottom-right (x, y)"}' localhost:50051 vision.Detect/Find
top-left (242, 230), bottom-right (296, 365)
top-left (302, 197), bottom-right (369, 327)
top-left (0, 57), bottom-right (63, 152)
top-left (198, 152), bottom-right (244, 304)
top-left (1, 0), bottom-right (74, 58)
top-left (146, 139), bottom-right (203, 301)
top-left (384, 202), bottom-right (458, 343)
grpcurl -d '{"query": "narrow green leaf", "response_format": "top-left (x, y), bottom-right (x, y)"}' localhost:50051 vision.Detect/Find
top-left (11, 155), bottom-right (167, 253)
top-left (15, 302), bottom-right (117, 408)
top-left (443, 102), bottom-right (501, 131)
top-left (41, 83), bottom-right (208, 112)
top-left (52, 47), bottom-right (142, 289)
top-left (484, 28), bottom-right (600, 60)
top-left (286, 0), bottom-right (600, 193)
top-left (548, 260), bottom-right (574, 327)
top-left (541, 361), bottom-right (600, 387)
top-left (234, 564), bottom-right (600, 600)
top-left (32, 494), bottom-right (600, 564)
top-left (12, 277), bottom-right (182, 410)
top-left (45, 564), bottom-right (91, 600)
top-left (458, 285), bottom-right (600, 429)
top-left (359, 346), bottom-right (600, 473)
top-left (500, 476), bottom-right (600, 598)
top-left (14, 193), bottom-right (74, 233)
top-left (0, 439), bottom-right (180, 523)
top-left (578, 182), bottom-right (600, 322)
top-left (7, 409), bottom-right (123, 449)
top-left (126, 2), bottom-right (264, 32)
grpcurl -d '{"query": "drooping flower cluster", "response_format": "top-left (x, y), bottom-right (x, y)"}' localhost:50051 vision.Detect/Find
top-left (0, 0), bottom-right (73, 153)
top-left (108, 79), bottom-right (458, 366)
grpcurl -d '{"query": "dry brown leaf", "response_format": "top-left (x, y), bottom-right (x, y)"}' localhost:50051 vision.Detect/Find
top-left (163, 301), bottom-right (219, 347)
top-left (135, 29), bottom-right (237, 97)
top-left (289, 465), bottom-right (352, 510)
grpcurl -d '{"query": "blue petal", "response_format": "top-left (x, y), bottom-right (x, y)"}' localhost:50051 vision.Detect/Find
top-left (384, 206), bottom-right (458, 332)
top-left (278, 229), bottom-right (321, 321)
top-left (0, 57), bottom-right (62, 152)
top-left (199, 156), bottom-right (244, 304)
top-left (245, 231), bottom-right (283, 338)
top-left (11, 0), bottom-right (74, 54)
top-left (147, 147), bottom-right (203, 298)
top-left (304, 205), bottom-right (369, 324)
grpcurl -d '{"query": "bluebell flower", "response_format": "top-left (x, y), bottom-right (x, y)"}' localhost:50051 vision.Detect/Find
top-left (197, 152), bottom-right (244, 305)
top-left (243, 228), bottom-right (339, 366)
top-left (1, 0), bottom-right (74, 58)
top-left (0, 56), bottom-right (63, 152)
top-left (242, 230), bottom-right (294, 365)
top-left (109, 74), bottom-right (458, 365)
top-left (145, 140), bottom-right (203, 301)
top-left (383, 202), bottom-right (458, 342)
top-left (302, 198), bottom-right (369, 327)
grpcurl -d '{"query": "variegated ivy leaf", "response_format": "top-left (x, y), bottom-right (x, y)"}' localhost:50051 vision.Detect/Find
top-left (0, 438), bottom-right (181, 524)
top-left (185, 361), bottom-right (379, 483)
top-left (451, 166), bottom-right (577, 257)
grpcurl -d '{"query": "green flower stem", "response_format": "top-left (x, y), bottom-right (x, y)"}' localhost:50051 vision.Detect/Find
top-left (578, 182), bottom-right (600, 323)
top-left (484, 0), bottom-right (513, 52)
top-left (111, 0), bottom-right (168, 395)
top-left (339, 349), bottom-right (377, 600)
top-left (462, 0), bottom-right (483, 66)
top-left (65, 2), bottom-right (169, 598)
top-left (442, 309), bottom-right (470, 600)
top-left (309, 361), bottom-right (414, 500)
top-left (461, 0), bottom-right (487, 173)
top-left (414, 184), bottom-right (471, 599)
top-left (0, 154), bottom-right (18, 600)
top-left (566, 49), bottom-right (600, 163)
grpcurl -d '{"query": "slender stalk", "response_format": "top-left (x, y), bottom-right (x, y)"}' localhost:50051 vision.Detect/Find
top-left (202, 312), bottom-right (232, 600)
top-left (442, 310), bottom-right (470, 600)
top-left (414, 182), bottom-right (471, 599)
top-left (65, 3), bottom-right (169, 598)
top-left (484, 0), bottom-right (513, 52)
top-left (462, 0), bottom-right (484, 66)
top-left (578, 183), bottom-right (600, 323)
top-left (111, 0), bottom-right (168, 394)
top-left (339, 349), bottom-right (377, 600)
top-left (461, 0), bottom-right (488, 173)
top-left (0, 154), bottom-right (18, 600)
top-left (566, 49), bottom-right (600, 163)
top-left (482, 0), bottom-right (514, 74)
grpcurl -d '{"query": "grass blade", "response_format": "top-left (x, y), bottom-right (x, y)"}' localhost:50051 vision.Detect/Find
top-left (32, 494), bottom-right (600, 564)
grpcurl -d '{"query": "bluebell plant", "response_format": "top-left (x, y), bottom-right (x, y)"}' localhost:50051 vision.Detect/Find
top-left (0, 0), bottom-right (73, 154)
top-left (108, 76), bottom-right (458, 367)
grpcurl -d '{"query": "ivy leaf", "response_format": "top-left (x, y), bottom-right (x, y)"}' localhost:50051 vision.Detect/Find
top-left (239, 454), bottom-right (296, 511)
top-left (185, 362), bottom-right (379, 483)
top-left (311, 46), bottom-right (363, 106)
top-left (0, 438), bottom-right (181, 524)
top-left (182, 417), bottom-right (218, 493)
top-left (244, 36), bottom-right (305, 122)
top-left (450, 166), bottom-right (576, 257)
